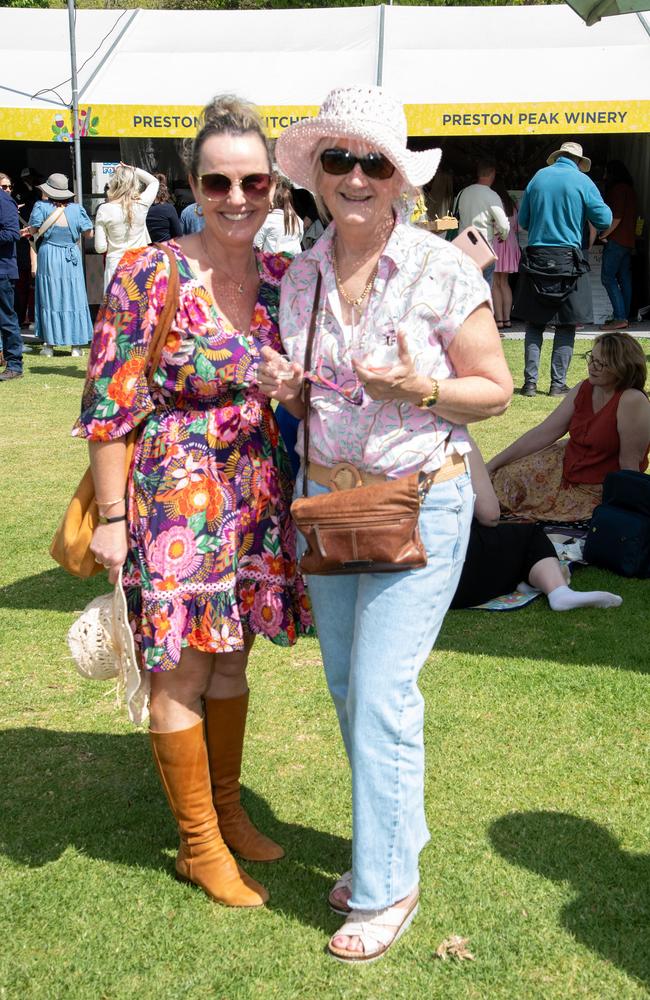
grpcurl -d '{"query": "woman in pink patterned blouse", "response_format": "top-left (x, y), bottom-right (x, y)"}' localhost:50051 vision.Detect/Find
top-left (259, 86), bottom-right (513, 963)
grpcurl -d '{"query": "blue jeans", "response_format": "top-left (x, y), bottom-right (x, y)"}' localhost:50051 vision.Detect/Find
top-left (601, 240), bottom-right (632, 322)
top-left (524, 322), bottom-right (575, 388)
top-left (483, 262), bottom-right (495, 289)
top-left (299, 469), bottom-right (473, 910)
top-left (0, 277), bottom-right (23, 373)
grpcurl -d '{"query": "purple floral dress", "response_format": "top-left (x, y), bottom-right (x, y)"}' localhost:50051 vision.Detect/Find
top-left (73, 241), bottom-right (313, 672)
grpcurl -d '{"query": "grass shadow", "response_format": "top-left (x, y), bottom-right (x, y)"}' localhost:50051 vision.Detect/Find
top-left (0, 568), bottom-right (106, 612)
top-left (437, 568), bottom-right (650, 675)
top-left (0, 727), bottom-right (348, 935)
top-left (490, 811), bottom-right (650, 989)
top-left (28, 365), bottom-right (87, 379)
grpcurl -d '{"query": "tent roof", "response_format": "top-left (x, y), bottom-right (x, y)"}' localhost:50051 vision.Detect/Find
top-left (0, 6), bottom-right (648, 139)
top-left (0, 6), bottom-right (380, 109)
top-left (0, 9), bottom-right (134, 110)
top-left (383, 5), bottom-right (650, 103)
top-left (79, 7), bottom-right (381, 106)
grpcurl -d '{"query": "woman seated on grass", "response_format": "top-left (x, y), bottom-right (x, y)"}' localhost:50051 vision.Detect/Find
top-left (452, 440), bottom-right (622, 612)
top-left (487, 332), bottom-right (650, 522)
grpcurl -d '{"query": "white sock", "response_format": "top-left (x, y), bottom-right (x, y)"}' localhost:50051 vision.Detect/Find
top-left (547, 585), bottom-right (623, 612)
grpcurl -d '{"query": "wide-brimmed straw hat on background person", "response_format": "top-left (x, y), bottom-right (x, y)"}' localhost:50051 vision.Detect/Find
top-left (275, 86), bottom-right (442, 192)
top-left (547, 142), bottom-right (591, 173)
top-left (38, 172), bottom-right (75, 200)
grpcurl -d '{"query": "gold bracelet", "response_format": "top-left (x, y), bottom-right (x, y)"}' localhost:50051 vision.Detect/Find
top-left (97, 496), bottom-right (125, 511)
top-left (418, 377), bottom-right (440, 409)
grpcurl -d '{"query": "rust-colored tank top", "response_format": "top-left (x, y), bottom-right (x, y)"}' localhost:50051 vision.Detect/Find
top-left (563, 380), bottom-right (649, 484)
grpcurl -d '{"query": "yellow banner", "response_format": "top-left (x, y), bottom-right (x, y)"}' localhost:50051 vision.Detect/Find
top-left (406, 100), bottom-right (650, 136)
top-left (1, 100), bottom-right (649, 142)
top-left (0, 105), bottom-right (319, 142)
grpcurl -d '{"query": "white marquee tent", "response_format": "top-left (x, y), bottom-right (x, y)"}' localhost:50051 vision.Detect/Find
top-left (1, 5), bottom-right (649, 141)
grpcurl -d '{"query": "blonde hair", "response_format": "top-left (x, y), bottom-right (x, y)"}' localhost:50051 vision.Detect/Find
top-left (106, 164), bottom-right (143, 228)
top-left (185, 94), bottom-right (271, 178)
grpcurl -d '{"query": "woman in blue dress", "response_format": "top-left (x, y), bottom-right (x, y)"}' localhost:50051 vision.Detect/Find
top-left (26, 173), bottom-right (93, 357)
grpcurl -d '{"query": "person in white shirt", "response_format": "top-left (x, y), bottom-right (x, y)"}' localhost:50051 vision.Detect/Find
top-left (456, 160), bottom-right (509, 286)
top-left (254, 176), bottom-right (303, 255)
top-left (94, 164), bottom-right (159, 290)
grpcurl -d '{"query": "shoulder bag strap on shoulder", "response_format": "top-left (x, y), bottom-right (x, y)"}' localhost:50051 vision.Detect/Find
top-left (301, 271), bottom-right (322, 498)
top-left (143, 243), bottom-right (180, 389)
top-left (35, 204), bottom-right (65, 241)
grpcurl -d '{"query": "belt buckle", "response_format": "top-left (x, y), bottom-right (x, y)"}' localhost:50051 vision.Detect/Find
top-left (329, 462), bottom-right (363, 491)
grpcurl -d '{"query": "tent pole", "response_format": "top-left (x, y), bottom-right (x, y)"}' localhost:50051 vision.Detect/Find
top-left (376, 4), bottom-right (386, 86)
top-left (78, 9), bottom-right (139, 102)
top-left (67, 0), bottom-right (83, 205)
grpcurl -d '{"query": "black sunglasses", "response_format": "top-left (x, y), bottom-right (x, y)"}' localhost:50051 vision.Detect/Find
top-left (197, 172), bottom-right (272, 201)
top-left (0, 183), bottom-right (12, 190)
top-left (320, 148), bottom-right (395, 181)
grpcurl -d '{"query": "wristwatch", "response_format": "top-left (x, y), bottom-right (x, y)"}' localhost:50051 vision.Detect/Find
top-left (418, 377), bottom-right (439, 409)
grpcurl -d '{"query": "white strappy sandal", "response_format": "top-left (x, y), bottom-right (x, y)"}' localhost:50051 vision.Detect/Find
top-left (327, 889), bottom-right (419, 964)
top-left (328, 869), bottom-right (353, 915)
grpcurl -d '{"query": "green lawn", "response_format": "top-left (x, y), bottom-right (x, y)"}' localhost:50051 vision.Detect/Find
top-left (1, 341), bottom-right (649, 1000)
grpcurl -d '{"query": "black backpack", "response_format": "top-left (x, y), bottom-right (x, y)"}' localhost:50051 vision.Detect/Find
top-left (583, 470), bottom-right (650, 578)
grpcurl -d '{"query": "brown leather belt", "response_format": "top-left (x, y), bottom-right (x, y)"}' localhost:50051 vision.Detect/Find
top-left (307, 452), bottom-right (466, 492)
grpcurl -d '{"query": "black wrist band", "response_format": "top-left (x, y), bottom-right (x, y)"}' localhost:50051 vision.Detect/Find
top-left (98, 514), bottom-right (127, 525)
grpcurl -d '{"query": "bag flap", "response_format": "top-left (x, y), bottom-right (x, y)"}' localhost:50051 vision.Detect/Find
top-left (602, 470), bottom-right (650, 516)
top-left (291, 474), bottom-right (420, 526)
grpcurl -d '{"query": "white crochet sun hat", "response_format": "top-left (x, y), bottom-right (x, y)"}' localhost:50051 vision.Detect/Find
top-left (275, 86), bottom-right (442, 192)
top-left (67, 570), bottom-right (150, 725)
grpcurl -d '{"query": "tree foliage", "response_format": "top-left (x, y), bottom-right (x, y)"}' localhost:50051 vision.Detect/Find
top-left (0, 0), bottom-right (559, 9)
top-left (3, 0), bottom-right (50, 7)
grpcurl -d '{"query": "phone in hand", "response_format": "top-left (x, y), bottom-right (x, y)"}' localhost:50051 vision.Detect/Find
top-left (451, 226), bottom-right (498, 272)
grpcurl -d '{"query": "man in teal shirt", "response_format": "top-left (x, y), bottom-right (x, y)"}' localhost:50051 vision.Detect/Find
top-left (514, 141), bottom-right (612, 397)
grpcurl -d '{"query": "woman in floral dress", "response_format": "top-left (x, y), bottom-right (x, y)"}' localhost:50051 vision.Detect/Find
top-left (73, 96), bottom-right (312, 909)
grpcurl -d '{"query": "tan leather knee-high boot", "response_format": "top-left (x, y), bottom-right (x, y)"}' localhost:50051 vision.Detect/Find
top-left (204, 694), bottom-right (284, 862)
top-left (150, 719), bottom-right (269, 906)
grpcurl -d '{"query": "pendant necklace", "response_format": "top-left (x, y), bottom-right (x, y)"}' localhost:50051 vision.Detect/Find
top-left (200, 231), bottom-right (257, 294)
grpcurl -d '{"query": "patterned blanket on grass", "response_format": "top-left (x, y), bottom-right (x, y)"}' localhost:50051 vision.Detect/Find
top-left (470, 529), bottom-right (588, 612)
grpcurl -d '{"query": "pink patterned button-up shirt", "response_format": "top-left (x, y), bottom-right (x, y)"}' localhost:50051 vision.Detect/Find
top-left (279, 221), bottom-right (491, 478)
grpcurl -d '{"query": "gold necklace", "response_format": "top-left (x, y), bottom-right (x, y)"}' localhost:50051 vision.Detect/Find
top-left (332, 249), bottom-right (377, 309)
top-left (200, 232), bottom-right (257, 294)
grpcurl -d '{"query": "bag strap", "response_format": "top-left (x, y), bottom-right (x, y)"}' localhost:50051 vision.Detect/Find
top-left (301, 272), bottom-right (322, 498)
top-left (144, 242), bottom-right (180, 389)
top-left (35, 204), bottom-right (65, 241)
